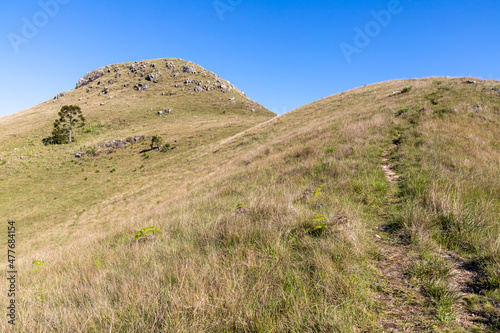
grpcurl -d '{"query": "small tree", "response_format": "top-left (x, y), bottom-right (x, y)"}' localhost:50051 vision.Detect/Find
top-left (53, 105), bottom-right (85, 144)
top-left (150, 135), bottom-right (163, 150)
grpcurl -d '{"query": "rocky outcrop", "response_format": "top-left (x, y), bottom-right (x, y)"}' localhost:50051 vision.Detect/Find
top-left (75, 136), bottom-right (146, 158)
top-left (76, 69), bottom-right (105, 89)
top-left (130, 63), bottom-right (147, 74)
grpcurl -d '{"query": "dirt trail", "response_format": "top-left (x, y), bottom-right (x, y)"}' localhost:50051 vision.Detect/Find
top-left (373, 141), bottom-right (484, 331)
top-left (381, 144), bottom-right (399, 182)
top-left (218, 115), bottom-right (280, 146)
top-left (372, 143), bottom-right (435, 331)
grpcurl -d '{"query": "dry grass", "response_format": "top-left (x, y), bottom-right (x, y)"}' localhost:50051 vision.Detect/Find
top-left (0, 73), bottom-right (499, 331)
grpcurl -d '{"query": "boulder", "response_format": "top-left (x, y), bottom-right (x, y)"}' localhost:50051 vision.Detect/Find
top-left (194, 86), bottom-right (202, 93)
top-left (133, 83), bottom-right (149, 91)
top-left (166, 61), bottom-right (175, 70)
top-left (146, 73), bottom-right (159, 83)
top-left (182, 64), bottom-right (196, 74)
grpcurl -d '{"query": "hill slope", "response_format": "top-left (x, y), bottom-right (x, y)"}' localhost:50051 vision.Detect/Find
top-left (1, 74), bottom-right (499, 332)
top-left (0, 58), bottom-right (275, 250)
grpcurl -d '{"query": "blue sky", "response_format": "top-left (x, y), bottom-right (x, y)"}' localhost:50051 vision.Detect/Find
top-left (1, 0), bottom-right (499, 117)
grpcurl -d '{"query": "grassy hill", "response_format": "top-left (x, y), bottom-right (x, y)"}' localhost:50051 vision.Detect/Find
top-left (1, 68), bottom-right (499, 332)
top-left (0, 58), bottom-right (274, 251)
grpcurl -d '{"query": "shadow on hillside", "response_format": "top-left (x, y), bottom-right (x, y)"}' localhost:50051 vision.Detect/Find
top-left (139, 148), bottom-right (160, 154)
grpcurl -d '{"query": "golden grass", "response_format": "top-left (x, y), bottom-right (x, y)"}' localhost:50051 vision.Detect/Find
top-left (0, 74), bottom-right (499, 331)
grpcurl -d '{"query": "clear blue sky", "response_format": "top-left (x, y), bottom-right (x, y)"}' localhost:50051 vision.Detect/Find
top-left (1, 0), bottom-right (499, 117)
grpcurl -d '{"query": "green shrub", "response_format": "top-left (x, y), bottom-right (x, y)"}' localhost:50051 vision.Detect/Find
top-left (435, 108), bottom-right (454, 116)
top-left (150, 135), bottom-right (163, 150)
top-left (396, 108), bottom-right (410, 116)
top-left (308, 214), bottom-right (328, 237)
top-left (30, 260), bottom-right (46, 272)
top-left (136, 226), bottom-right (160, 241)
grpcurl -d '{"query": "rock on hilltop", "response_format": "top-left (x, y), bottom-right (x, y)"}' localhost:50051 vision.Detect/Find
top-left (75, 58), bottom-right (244, 96)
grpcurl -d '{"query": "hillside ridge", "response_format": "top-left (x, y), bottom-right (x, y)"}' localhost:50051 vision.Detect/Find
top-left (1, 74), bottom-right (499, 332)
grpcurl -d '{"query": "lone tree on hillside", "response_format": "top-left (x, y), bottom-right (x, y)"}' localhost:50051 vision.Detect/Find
top-left (44, 105), bottom-right (85, 145)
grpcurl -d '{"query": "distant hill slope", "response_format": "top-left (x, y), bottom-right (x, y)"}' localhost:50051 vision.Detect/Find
top-left (0, 58), bottom-right (275, 250)
top-left (1, 75), bottom-right (499, 332)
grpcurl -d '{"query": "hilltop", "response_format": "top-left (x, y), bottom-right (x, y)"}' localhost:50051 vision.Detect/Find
top-left (0, 70), bottom-right (499, 331)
